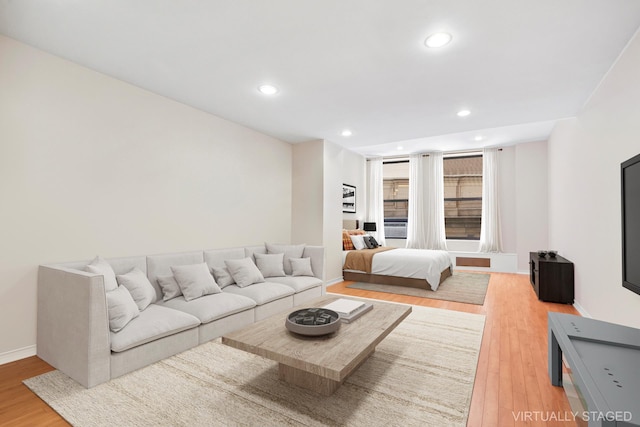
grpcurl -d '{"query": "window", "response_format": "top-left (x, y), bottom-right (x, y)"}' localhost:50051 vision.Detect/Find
top-left (383, 160), bottom-right (409, 239)
top-left (443, 155), bottom-right (482, 240)
top-left (381, 155), bottom-right (483, 240)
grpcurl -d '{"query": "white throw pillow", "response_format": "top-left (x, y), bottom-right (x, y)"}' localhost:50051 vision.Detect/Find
top-left (116, 267), bottom-right (156, 310)
top-left (265, 243), bottom-right (306, 275)
top-left (211, 266), bottom-right (236, 288)
top-left (224, 258), bottom-right (265, 288)
top-left (106, 286), bottom-right (140, 332)
top-left (157, 275), bottom-right (182, 301)
top-left (171, 263), bottom-right (222, 302)
top-left (290, 257), bottom-right (314, 277)
top-left (254, 252), bottom-right (286, 278)
top-left (85, 256), bottom-right (118, 292)
top-left (350, 235), bottom-right (366, 250)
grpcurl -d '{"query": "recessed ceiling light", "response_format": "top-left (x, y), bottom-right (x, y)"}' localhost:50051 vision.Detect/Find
top-left (424, 32), bottom-right (452, 48)
top-left (258, 84), bottom-right (278, 95)
top-left (457, 109), bottom-right (471, 117)
top-left (341, 129), bottom-right (352, 137)
top-left (474, 135), bottom-right (484, 141)
top-left (397, 146), bottom-right (404, 150)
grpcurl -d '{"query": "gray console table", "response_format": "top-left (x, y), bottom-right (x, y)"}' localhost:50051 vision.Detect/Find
top-left (548, 313), bottom-right (640, 426)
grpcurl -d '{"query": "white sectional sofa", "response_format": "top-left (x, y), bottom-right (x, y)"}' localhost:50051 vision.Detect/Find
top-left (37, 244), bottom-right (324, 388)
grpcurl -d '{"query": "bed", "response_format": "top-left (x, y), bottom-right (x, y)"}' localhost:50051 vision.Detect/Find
top-left (341, 220), bottom-right (452, 291)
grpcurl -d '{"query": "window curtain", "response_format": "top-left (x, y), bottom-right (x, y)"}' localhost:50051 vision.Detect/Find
top-left (424, 152), bottom-right (448, 250)
top-left (478, 147), bottom-right (503, 252)
top-left (366, 158), bottom-right (386, 245)
top-left (406, 154), bottom-right (428, 248)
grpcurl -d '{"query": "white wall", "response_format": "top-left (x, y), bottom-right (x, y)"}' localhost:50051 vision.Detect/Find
top-left (292, 141), bottom-right (366, 283)
top-left (324, 141), bottom-right (344, 282)
top-left (498, 146), bottom-right (518, 255)
top-left (0, 36), bottom-right (293, 360)
top-left (514, 141), bottom-right (549, 272)
top-left (292, 140), bottom-right (324, 246)
top-left (341, 148), bottom-right (367, 225)
top-left (548, 30), bottom-right (640, 328)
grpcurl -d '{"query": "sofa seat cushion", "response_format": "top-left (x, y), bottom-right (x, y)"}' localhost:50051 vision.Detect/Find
top-left (158, 292), bottom-right (256, 324)
top-left (110, 304), bottom-right (200, 353)
top-left (265, 276), bottom-right (322, 293)
top-left (223, 282), bottom-right (294, 305)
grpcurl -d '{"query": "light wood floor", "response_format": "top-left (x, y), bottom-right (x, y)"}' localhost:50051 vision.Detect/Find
top-left (0, 272), bottom-right (578, 426)
top-left (330, 272), bottom-right (580, 427)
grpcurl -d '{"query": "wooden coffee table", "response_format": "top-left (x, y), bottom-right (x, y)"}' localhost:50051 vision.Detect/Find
top-left (221, 295), bottom-right (411, 396)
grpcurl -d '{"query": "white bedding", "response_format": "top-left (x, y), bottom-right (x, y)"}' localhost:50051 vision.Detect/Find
top-left (343, 248), bottom-right (452, 291)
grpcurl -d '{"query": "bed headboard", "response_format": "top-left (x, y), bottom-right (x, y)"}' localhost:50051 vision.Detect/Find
top-left (342, 219), bottom-right (359, 230)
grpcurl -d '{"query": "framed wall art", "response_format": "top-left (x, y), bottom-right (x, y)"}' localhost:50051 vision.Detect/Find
top-left (342, 184), bottom-right (356, 213)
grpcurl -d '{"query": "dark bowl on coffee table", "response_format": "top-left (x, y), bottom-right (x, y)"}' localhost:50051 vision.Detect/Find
top-left (285, 308), bottom-right (341, 336)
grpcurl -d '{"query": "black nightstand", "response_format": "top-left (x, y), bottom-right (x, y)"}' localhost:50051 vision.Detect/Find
top-left (529, 252), bottom-right (574, 304)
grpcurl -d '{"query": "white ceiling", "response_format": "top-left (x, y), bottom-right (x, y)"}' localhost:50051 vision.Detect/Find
top-left (1, 1), bottom-right (640, 156)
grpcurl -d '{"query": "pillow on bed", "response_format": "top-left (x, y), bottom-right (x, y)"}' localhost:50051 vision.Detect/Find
top-left (347, 230), bottom-right (366, 235)
top-left (350, 235), bottom-right (367, 250)
top-left (363, 235), bottom-right (380, 249)
top-left (343, 229), bottom-right (365, 250)
top-left (342, 230), bottom-right (355, 251)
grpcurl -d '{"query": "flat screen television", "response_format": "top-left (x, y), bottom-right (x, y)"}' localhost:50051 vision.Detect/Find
top-left (622, 152), bottom-right (640, 296)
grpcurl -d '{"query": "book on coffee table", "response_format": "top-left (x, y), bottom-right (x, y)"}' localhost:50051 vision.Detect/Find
top-left (322, 298), bottom-right (373, 323)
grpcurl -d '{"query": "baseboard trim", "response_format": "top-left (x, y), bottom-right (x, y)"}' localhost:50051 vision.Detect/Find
top-left (0, 345), bottom-right (36, 366)
top-left (325, 277), bottom-right (343, 286)
top-left (573, 301), bottom-right (591, 318)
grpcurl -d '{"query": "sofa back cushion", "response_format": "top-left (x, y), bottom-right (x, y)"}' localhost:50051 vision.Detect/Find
top-left (57, 256), bottom-right (147, 291)
top-left (104, 256), bottom-right (148, 276)
top-left (146, 251), bottom-right (204, 302)
top-left (244, 245), bottom-right (267, 262)
top-left (203, 248), bottom-right (246, 268)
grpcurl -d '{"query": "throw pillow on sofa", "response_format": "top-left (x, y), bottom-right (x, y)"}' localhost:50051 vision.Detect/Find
top-left (116, 267), bottom-right (156, 310)
top-left (211, 266), bottom-right (235, 288)
top-left (290, 257), bottom-right (315, 277)
top-left (265, 243), bottom-right (305, 275)
top-left (85, 256), bottom-right (118, 292)
top-left (157, 275), bottom-right (182, 301)
top-left (171, 263), bottom-right (222, 301)
top-left (254, 252), bottom-right (286, 278)
top-left (106, 285), bottom-right (139, 332)
top-left (224, 257), bottom-right (264, 287)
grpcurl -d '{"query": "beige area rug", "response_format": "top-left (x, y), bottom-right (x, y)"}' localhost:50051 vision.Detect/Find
top-left (347, 272), bottom-right (490, 305)
top-left (24, 304), bottom-right (485, 427)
